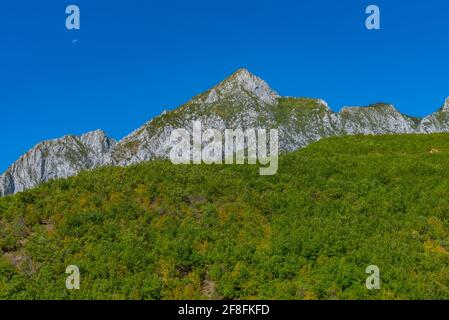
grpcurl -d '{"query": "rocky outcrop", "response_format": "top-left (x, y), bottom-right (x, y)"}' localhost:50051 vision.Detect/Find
top-left (419, 98), bottom-right (449, 133)
top-left (1, 69), bottom-right (448, 196)
top-left (0, 130), bottom-right (115, 196)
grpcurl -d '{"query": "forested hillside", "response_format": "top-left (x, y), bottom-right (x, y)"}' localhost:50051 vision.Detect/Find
top-left (2, 133), bottom-right (449, 299)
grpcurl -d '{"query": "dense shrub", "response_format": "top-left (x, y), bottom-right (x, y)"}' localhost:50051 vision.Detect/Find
top-left (1, 133), bottom-right (449, 299)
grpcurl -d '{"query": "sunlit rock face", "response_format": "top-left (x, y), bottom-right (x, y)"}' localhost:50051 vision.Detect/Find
top-left (0, 130), bottom-right (116, 196)
top-left (418, 97), bottom-right (449, 133)
top-left (1, 69), bottom-right (448, 196)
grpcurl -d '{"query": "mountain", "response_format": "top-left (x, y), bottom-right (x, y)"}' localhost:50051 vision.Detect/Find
top-left (419, 98), bottom-right (449, 133)
top-left (338, 103), bottom-right (418, 134)
top-left (2, 133), bottom-right (449, 299)
top-left (1, 68), bottom-right (448, 196)
top-left (0, 130), bottom-right (115, 196)
top-left (111, 68), bottom-right (281, 165)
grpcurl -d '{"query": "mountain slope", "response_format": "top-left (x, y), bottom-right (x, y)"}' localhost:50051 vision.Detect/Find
top-left (2, 133), bottom-right (449, 299)
top-left (1, 69), bottom-right (448, 196)
top-left (0, 130), bottom-right (115, 196)
top-left (111, 68), bottom-right (281, 165)
top-left (109, 69), bottom-right (449, 164)
top-left (338, 103), bottom-right (418, 134)
top-left (419, 98), bottom-right (449, 133)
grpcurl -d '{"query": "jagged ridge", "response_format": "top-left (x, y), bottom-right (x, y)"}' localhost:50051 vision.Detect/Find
top-left (1, 69), bottom-right (448, 196)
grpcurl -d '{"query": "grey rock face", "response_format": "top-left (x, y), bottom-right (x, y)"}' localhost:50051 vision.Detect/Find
top-left (418, 98), bottom-right (449, 133)
top-left (1, 68), bottom-right (448, 196)
top-left (0, 130), bottom-right (116, 196)
top-left (111, 68), bottom-right (280, 166)
top-left (338, 104), bottom-right (418, 135)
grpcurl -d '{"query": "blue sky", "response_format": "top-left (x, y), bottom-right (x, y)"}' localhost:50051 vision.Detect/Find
top-left (1, 0), bottom-right (449, 171)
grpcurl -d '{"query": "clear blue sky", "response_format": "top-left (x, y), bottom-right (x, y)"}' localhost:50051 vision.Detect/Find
top-left (1, 0), bottom-right (448, 172)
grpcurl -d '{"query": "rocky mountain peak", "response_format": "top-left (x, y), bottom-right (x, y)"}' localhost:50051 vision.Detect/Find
top-left (1, 69), bottom-right (449, 197)
top-left (0, 130), bottom-right (116, 196)
top-left (442, 97), bottom-right (449, 111)
top-left (204, 68), bottom-right (279, 105)
top-left (80, 129), bottom-right (108, 141)
top-left (79, 129), bottom-right (116, 153)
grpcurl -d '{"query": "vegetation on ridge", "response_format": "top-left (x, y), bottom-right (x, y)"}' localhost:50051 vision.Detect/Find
top-left (2, 133), bottom-right (449, 299)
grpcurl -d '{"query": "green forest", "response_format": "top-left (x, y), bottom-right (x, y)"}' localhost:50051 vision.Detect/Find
top-left (2, 133), bottom-right (449, 299)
